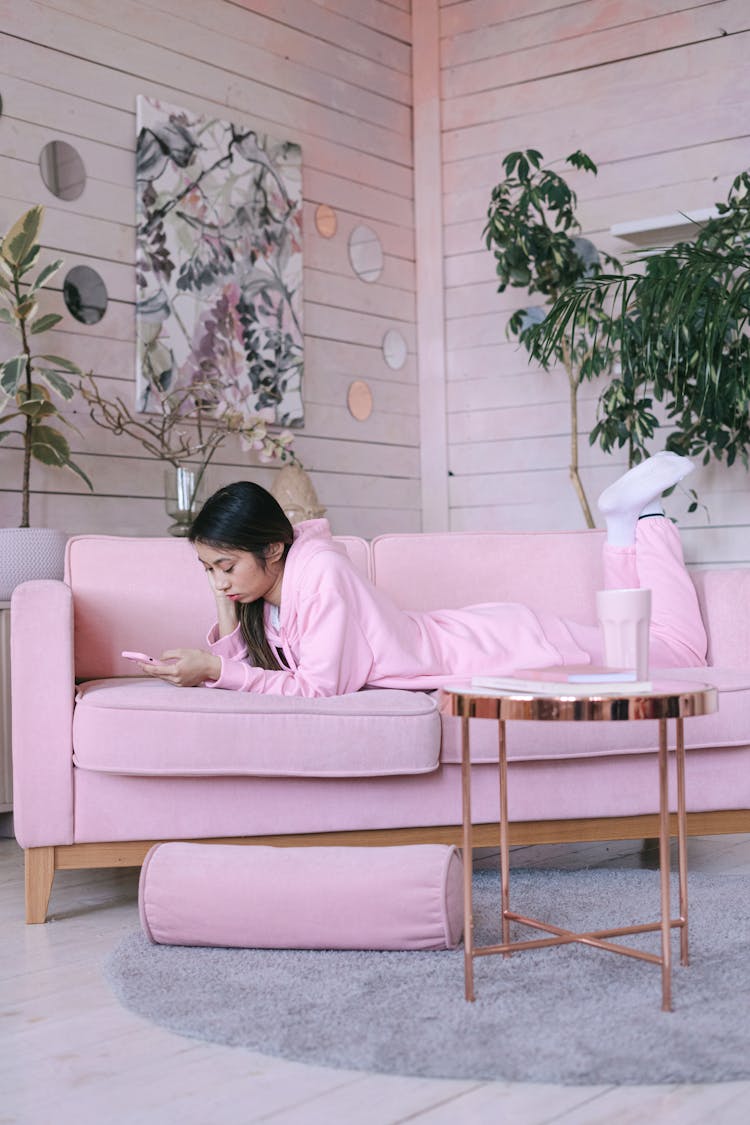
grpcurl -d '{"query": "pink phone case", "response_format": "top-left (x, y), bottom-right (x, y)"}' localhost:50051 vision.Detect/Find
top-left (121, 651), bottom-right (156, 663)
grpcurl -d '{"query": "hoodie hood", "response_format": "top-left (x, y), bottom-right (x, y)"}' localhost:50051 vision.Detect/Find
top-left (280, 519), bottom-right (349, 620)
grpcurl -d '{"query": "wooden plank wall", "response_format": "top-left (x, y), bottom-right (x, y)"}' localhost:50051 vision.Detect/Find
top-left (439, 0), bottom-right (750, 564)
top-left (0, 0), bottom-right (418, 538)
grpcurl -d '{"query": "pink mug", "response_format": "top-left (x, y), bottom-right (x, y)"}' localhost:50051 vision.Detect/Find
top-left (595, 588), bottom-right (652, 679)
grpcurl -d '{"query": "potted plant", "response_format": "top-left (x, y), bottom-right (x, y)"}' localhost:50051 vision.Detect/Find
top-left (0, 205), bottom-right (93, 598)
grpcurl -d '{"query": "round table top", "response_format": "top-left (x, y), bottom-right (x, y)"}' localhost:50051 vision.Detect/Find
top-left (438, 679), bottom-right (719, 723)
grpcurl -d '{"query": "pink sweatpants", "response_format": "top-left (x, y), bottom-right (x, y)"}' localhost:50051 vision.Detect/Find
top-left (565, 517), bottom-right (708, 668)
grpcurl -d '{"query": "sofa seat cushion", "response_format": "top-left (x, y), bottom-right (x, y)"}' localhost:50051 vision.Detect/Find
top-left (73, 679), bottom-right (440, 778)
top-left (439, 667), bottom-right (750, 764)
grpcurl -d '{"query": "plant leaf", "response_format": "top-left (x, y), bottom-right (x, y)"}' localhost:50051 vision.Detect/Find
top-left (2, 205), bottom-right (44, 267)
top-left (30, 313), bottom-right (63, 334)
top-left (18, 244), bottom-right (42, 275)
top-left (17, 398), bottom-right (56, 418)
top-left (63, 457), bottom-right (94, 490)
top-left (30, 258), bottom-right (63, 292)
top-left (30, 425), bottom-right (93, 489)
top-left (0, 355), bottom-right (27, 395)
top-left (26, 381), bottom-right (51, 403)
top-left (36, 353), bottom-right (82, 374)
top-left (0, 307), bottom-right (12, 323)
top-left (38, 368), bottom-right (75, 400)
top-left (17, 297), bottom-right (38, 321)
top-left (30, 423), bottom-right (70, 461)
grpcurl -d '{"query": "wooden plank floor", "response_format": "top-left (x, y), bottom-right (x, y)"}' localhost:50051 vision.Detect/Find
top-left (3, 834), bottom-right (750, 1124)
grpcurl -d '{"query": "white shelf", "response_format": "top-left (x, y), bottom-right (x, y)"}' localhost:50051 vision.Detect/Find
top-left (611, 208), bottom-right (719, 244)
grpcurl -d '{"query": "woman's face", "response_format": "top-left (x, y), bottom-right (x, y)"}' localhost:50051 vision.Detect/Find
top-left (194, 541), bottom-right (285, 606)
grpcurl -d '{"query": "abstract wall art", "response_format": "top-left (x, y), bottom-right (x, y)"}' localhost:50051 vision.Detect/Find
top-left (135, 96), bottom-right (304, 426)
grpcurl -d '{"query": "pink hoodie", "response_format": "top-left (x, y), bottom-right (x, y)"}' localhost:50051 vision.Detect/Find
top-left (204, 519), bottom-right (617, 698)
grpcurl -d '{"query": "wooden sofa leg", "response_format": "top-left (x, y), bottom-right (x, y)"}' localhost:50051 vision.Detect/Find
top-left (25, 847), bottom-right (55, 924)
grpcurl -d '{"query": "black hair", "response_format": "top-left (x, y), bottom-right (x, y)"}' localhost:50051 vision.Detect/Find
top-left (189, 481), bottom-right (294, 670)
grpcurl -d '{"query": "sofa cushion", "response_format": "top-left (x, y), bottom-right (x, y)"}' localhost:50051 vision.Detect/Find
top-left (439, 667), bottom-right (750, 764)
top-left (72, 679), bottom-right (440, 777)
top-left (139, 842), bottom-right (464, 950)
top-left (371, 528), bottom-right (605, 616)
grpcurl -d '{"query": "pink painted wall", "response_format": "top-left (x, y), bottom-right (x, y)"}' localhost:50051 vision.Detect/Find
top-left (2, 0), bottom-right (749, 565)
top-left (0, 0), bottom-right (418, 538)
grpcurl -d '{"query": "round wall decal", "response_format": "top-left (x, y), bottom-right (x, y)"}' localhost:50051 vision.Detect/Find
top-left (347, 380), bottom-right (373, 421)
top-left (314, 204), bottom-right (337, 238)
top-left (39, 140), bottom-right (86, 201)
top-left (348, 225), bottom-right (383, 283)
top-left (63, 265), bottom-right (108, 324)
top-left (382, 328), bottom-right (408, 370)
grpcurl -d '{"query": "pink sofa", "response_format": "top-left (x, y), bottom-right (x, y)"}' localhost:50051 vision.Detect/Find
top-left (11, 529), bottom-right (750, 923)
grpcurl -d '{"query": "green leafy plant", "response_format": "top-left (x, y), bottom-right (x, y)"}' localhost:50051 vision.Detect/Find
top-left (484, 149), bottom-right (643, 526)
top-left (532, 171), bottom-right (750, 476)
top-left (0, 205), bottom-right (92, 527)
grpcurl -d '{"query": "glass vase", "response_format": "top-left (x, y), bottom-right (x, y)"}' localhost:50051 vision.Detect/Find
top-left (164, 465), bottom-right (208, 537)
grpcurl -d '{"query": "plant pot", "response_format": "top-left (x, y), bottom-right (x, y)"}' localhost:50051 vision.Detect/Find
top-left (0, 527), bottom-right (69, 601)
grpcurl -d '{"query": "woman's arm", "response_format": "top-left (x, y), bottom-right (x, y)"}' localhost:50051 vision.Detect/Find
top-left (138, 564), bottom-right (239, 685)
top-left (142, 649), bottom-right (222, 686)
top-left (205, 576), bottom-right (374, 696)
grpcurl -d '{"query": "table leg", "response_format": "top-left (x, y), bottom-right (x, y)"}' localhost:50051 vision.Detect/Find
top-left (675, 716), bottom-right (689, 966)
top-left (460, 713), bottom-right (475, 1001)
top-left (498, 718), bottom-right (511, 951)
top-left (658, 717), bottom-right (672, 1012)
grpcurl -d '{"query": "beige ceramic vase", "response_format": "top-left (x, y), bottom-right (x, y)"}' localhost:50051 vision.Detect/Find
top-left (271, 464), bottom-right (326, 525)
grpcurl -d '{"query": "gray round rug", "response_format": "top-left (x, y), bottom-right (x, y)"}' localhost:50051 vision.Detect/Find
top-left (104, 868), bottom-right (750, 1085)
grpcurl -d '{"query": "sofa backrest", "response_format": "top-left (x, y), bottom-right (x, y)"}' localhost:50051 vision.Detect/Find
top-left (66, 534), bottom-right (370, 680)
top-left (68, 529), bottom-right (737, 680)
top-left (370, 529), bottom-right (606, 620)
top-left (689, 568), bottom-right (750, 666)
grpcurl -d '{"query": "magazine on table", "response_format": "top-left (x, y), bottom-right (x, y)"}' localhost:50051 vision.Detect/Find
top-left (471, 664), bottom-right (652, 695)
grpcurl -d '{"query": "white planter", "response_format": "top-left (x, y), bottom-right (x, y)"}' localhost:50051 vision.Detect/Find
top-left (0, 527), bottom-right (69, 601)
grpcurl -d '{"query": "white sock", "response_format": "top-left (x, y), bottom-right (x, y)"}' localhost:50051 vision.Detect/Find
top-left (597, 452), bottom-right (694, 547)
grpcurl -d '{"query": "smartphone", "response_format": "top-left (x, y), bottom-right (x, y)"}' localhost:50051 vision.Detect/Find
top-left (122, 650), bottom-right (157, 664)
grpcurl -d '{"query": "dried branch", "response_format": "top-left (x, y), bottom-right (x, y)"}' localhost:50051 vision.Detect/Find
top-left (79, 372), bottom-right (296, 469)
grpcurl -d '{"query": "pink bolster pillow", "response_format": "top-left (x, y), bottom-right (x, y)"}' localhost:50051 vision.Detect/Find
top-left (139, 842), bottom-right (464, 951)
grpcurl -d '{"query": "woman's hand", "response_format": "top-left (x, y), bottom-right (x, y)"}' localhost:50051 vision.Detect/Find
top-left (204, 567), bottom-right (239, 637)
top-left (140, 649), bottom-right (222, 687)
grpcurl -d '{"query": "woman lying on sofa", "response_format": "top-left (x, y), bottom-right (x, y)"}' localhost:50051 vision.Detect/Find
top-left (136, 452), bottom-right (708, 697)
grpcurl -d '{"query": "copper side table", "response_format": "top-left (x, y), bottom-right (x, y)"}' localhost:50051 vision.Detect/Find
top-left (439, 680), bottom-right (718, 1011)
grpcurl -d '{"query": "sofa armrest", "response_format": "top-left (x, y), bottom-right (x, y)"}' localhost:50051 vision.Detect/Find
top-left (11, 580), bottom-right (75, 848)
